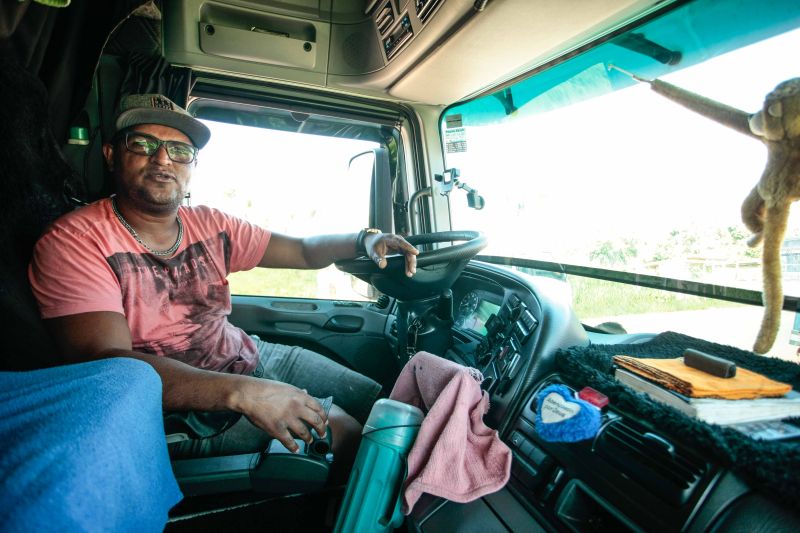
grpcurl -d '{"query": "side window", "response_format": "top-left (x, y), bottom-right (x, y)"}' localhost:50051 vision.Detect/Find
top-left (191, 119), bottom-right (380, 300)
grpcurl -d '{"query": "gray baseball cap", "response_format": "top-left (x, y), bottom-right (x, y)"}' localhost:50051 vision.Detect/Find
top-left (114, 94), bottom-right (211, 148)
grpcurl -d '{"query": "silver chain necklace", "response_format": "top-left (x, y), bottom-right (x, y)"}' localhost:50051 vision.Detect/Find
top-left (110, 197), bottom-right (184, 257)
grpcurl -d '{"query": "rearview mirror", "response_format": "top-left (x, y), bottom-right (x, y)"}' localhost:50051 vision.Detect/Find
top-left (349, 148), bottom-right (392, 232)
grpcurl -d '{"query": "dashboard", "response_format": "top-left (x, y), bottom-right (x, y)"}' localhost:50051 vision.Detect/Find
top-left (406, 261), bottom-right (800, 532)
top-left (452, 288), bottom-right (537, 396)
top-left (454, 290), bottom-right (501, 336)
top-left (435, 265), bottom-right (587, 428)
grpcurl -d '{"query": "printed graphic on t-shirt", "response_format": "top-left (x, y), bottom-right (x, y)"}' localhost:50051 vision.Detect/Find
top-left (105, 231), bottom-right (255, 374)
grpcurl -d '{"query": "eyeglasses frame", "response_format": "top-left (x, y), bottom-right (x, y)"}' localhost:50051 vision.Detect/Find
top-left (118, 130), bottom-right (198, 164)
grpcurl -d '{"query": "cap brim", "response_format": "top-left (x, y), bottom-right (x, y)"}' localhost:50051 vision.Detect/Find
top-left (116, 108), bottom-right (211, 149)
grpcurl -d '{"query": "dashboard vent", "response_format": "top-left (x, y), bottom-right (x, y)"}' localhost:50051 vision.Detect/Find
top-left (376, 2), bottom-right (395, 35)
top-left (416, 0), bottom-right (443, 24)
top-left (594, 420), bottom-right (707, 506)
top-left (374, 294), bottom-right (390, 309)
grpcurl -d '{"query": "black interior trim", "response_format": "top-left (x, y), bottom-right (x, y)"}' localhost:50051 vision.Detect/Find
top-left (476, 254), bottom-right (789, 311)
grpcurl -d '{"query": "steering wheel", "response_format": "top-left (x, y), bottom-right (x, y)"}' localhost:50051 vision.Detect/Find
top-left (336, 231), bottom-right (487, 300)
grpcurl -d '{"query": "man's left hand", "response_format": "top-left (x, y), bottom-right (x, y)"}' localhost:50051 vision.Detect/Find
top-left (365, 233), bottom-right (418, 277)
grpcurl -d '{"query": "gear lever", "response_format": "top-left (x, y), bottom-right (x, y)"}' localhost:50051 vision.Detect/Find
top-left (437, 289), bottom-right (454, 322)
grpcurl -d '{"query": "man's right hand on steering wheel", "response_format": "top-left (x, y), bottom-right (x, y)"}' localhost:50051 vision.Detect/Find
top-left (363, 231), bottom-right (419, 277)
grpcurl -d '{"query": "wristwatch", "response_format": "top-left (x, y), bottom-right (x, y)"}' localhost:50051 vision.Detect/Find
top-left (356, 228), bottom-right (382, 254)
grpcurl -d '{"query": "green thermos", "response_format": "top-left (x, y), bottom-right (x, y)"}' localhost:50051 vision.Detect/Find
top-left (334, 398), bottom-right (424, 532)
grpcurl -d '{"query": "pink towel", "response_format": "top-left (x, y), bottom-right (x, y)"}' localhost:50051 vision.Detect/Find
top-left (389, 351), bottom-right (512, 514)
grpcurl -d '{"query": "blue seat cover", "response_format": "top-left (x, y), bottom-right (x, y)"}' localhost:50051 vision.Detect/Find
top-left (0, 358), bottom-right (182, 532)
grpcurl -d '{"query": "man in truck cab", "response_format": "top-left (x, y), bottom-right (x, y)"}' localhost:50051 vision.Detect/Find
top-left (27, 93), bottom-right (419, 465)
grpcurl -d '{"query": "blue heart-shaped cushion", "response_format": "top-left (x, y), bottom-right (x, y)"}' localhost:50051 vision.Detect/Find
top-left (534, 384), bottom-right (601, 443)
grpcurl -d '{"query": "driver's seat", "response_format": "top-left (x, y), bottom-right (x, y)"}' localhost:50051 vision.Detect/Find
top-left (0, 6), bottom-right (334, 505)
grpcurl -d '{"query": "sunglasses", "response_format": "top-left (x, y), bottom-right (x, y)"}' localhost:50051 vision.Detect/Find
top-left (121, 131), bottom-right (198, 164)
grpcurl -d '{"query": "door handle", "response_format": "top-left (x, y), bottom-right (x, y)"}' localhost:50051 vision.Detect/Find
top-left (323, 316), bottom-right (364, 333)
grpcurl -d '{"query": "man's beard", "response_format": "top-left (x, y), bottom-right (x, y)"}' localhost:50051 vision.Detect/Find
top-left (127, 184), bottom-right (185, 214)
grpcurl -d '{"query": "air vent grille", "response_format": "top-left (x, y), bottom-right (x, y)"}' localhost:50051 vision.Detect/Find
top-left (374, 294), bottom-right (390, 309)
top-left (416, 0), bottom-right (443, 24)
top-left (595, 420), bottom-right (707, 506)
top-left (376, 2), bottom-right (395, 35)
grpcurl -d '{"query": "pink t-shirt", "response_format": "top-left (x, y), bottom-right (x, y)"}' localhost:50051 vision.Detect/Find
top-left (28, 198), bottom-right (271, 375)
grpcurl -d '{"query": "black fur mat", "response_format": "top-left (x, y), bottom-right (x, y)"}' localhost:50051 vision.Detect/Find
top-left (555, 331), bottom-right (800, 506)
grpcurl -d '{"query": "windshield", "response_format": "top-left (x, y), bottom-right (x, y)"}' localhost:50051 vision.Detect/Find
top-left (442, 0), bottom-right (800, 356)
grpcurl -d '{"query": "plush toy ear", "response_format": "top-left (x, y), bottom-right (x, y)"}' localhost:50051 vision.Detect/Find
top-left (749, 112), bottom-right (765, 137)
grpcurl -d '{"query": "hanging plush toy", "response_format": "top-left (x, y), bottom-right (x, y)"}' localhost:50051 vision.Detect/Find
top-left (741, 80), bottom-right (800, 353)
top-left (611, 67), bottom-right (800, 354)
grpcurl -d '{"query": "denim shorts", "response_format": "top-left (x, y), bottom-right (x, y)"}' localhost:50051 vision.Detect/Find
top-left (249, 339), bottom-right (383, 421)
top-left (169, 339), bottom-right (381, 458)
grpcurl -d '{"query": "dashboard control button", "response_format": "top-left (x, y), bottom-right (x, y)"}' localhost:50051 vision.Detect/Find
top-left (513, 321), bottom-right (530, 343)
top-left (506, 352), bottom-right (521, 379)
top-left (497, 345), bottom-right (510, 360)
top-left (511, 460), bottom-right (538, 490)
top-left (485, 313), bottom-right (502, 336)
top-left (510, 431), bottom-right (525, 449)
top-left (527, 443), bottom-right (549, 467)
top-left (519, 436), bottom-right (535, 458)
top-left (541, 468), bottom-right (564, 501)
top-left (521, 309), bottom-right (538, 331)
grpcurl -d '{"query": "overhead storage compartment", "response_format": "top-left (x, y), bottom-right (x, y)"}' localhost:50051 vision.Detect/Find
top-left (199, 20), bottom-right (318, 69)
top-left (164, 0), bottom-right (332, 86)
